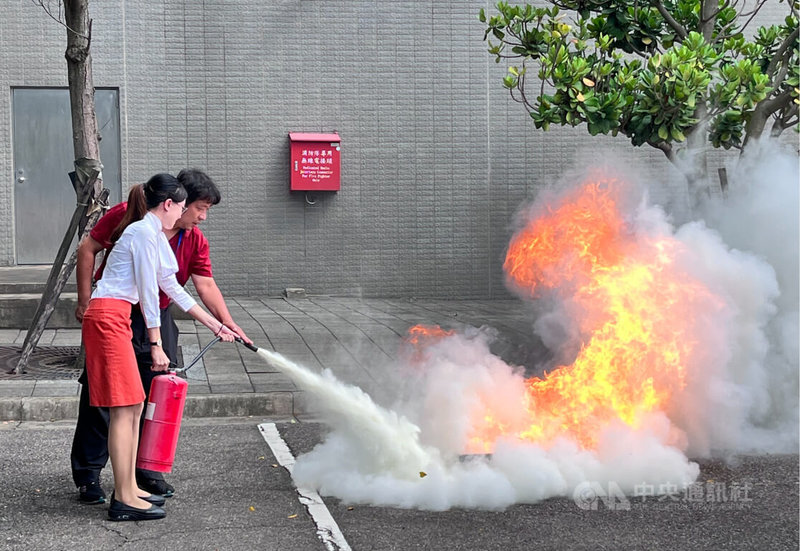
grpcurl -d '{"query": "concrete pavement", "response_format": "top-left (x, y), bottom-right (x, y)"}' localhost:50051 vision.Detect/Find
top-left (2, 419), bottom-right (797, 551)
top-left (0, 297), bottom-right (537, 421)
top-left (1, 297), bottom-right (797, 550)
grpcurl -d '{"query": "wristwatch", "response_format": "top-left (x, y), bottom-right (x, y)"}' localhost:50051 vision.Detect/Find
top-left (150, 338), bottom-right (162, 348)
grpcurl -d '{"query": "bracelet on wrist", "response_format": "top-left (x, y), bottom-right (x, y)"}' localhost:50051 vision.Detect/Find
top-left (215, 324), bottom-right (226, 336)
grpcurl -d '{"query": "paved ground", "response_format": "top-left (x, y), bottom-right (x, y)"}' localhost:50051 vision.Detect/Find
top-left (0, 297), bottom-right (541, 421)
top-left (0, 297), bottom-right (797, 550)
top-left (1, 419), bottom-right (797, 551)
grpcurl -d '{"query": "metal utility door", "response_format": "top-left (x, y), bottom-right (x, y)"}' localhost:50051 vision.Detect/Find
top-left (12, 88), bottom-right (121, 264)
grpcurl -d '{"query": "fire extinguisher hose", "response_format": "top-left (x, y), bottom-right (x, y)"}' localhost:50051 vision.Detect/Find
top-left (169, 337), bottom-right (259, 374)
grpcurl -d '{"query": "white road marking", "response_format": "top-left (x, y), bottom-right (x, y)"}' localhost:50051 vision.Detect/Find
top-left (258, 422), bottom-right (352, 551)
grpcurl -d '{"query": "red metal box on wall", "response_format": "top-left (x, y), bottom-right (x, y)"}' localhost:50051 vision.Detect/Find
top-left (289, 132), bottom-right (341, 191)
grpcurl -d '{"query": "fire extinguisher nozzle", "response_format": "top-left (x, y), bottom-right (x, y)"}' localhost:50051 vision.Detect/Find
top-left (235, 337), bottom-right (259, 352)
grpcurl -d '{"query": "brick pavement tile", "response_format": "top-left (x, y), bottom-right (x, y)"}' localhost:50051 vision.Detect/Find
top-left (38, 330), bottom-right (57, 345)
top-left (0, 330), bottom-right (21, 344)
top-left (175, 320), bottom-right (197, 334)
top-left (249, 373), bottom-right (297, 392)
top-left (202, 359), bottom-right (246, 374)
top-left (208, 383), bottom-right (254, 394)
top-left (51, 329), bottom-right (82, 346)
top-left (32, 380), bottom-right (79, 397)
top-left (179, 342), bottom-right (205, 375)
top-left (241, 354), bottom-right (275, 373)
top-left (184, 364), bottom-right (208, 382)
top-left (206, 372), bottom-right (251, 384)
top-left (0, 381), bottom-right (34, 397)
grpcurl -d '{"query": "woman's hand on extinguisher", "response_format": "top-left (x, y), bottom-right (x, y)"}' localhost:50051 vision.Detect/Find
top-left (215, 323), bottom-right (237, 343)
top-left (150, 346), bottom-right (171, 371)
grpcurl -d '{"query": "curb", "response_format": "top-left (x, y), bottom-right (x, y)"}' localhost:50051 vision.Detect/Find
top-left (0, 392), bottom-right (303, 422)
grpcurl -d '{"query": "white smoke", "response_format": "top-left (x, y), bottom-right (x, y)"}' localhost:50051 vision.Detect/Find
top-left (695, 140), bottom-right (799, 452)
top-left (290, 330), bottom-right (699, 511)
top-left (282, 142), bottom-right (798, 510)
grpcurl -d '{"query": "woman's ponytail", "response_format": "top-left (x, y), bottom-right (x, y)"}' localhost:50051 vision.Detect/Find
top-left (109, 184), bottom-right (148, 244)
top-left (107, 173), bottom-right (185, 244)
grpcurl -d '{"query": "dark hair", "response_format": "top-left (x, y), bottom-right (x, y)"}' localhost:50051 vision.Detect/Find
top-left (109, 184), bottom-right (146, 244)
top-left (177, 168), bottom-right (221, 205)
top-left (142, 172), bottom-right (187, 209)
top-left (109, 173), bottom-right (186, 244)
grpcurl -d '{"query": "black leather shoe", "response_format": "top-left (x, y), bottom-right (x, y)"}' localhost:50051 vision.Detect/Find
top-left (136, 474), bottom-right (175, 498)
top-left (108, 498), bottom-right (166, 522)
top-left (111, 490), bottom-right (166, 507)
top-left (78, 481), bottom-right (106, 504)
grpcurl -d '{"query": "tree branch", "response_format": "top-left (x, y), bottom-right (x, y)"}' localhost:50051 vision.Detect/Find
top-left (647, 139), bottom-right (677, 163)
top-left (744, 88), bottom-right (795, 144)
top-left (704, 0), bottom-right (733, 25)
top-left (739, 0), bottom-right (768, 18)
top-left (766, 27), bottom-right (799, 83)
top-left (770, 104), bottom-right (798, 136)
top-left (652, 0), bottom-right (688, 40)
top-left (30, 0), bottom-right (88, 39)
top-left (762, 89), bottom-right (795, 116)
top-left (699, 0), bottom-right (718, 41)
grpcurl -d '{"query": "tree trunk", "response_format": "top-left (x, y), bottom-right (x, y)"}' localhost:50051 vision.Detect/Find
top-left (64, 0), bottom-right (101, 171)
top-left (682, 101), bottom-right (712, 207)
top-left (15, 0), bottom-right (105, 374)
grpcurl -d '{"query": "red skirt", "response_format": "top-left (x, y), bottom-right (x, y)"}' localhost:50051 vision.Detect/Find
top-left (82, 298), bottom-right (145, 407)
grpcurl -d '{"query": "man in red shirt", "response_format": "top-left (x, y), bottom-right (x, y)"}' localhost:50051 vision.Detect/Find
top-left (71, 168), bottom-right (251, 504)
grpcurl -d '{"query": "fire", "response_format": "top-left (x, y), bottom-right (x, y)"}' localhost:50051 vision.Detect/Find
top-left (464, 175), bottom-right (717, 453)
top-left (405, 324), bottom-right (456, 346)
top-left (404, 324), bottom-right (457, 365)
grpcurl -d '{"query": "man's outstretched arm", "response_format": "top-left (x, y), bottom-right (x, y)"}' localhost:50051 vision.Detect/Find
top-left (191, 274), bottom-right (252, 344)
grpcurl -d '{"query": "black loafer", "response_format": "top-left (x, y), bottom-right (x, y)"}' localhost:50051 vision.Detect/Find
top-left (136, 475), bottom-right (175, 498)
top-left (108, 498), bottom-right (166, 522)
top-left (140, 493), bottom-right (166, 506)
top-left (78, 481), bottom-right (106, 504)
top-left (111, 490), bottom-right (166, 507)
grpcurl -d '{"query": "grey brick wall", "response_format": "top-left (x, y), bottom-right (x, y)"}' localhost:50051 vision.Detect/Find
top-left (0, 1), bottom-right (791, 298)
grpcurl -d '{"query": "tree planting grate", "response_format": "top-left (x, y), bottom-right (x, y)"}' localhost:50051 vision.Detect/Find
top-left (0, 346), bottom-right (81, 380)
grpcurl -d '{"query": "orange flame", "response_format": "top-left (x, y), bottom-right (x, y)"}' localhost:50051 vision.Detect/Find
top-left (466, 176), bottom-right (715, 453)
top-left (405, 324), bottom-right (456, 346)
top-left (404, 324), bottom-right (457, 366)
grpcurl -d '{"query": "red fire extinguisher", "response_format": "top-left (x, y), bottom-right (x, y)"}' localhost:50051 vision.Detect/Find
top-left (137, 373), bottom-right (188, 473)
top-left (137, 337), bottom-right (257, 472)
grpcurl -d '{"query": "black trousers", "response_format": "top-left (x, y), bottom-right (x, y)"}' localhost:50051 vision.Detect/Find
top-left (70, 306), bottom-right (179, 486)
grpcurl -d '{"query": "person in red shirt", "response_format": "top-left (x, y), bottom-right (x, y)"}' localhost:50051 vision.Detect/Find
top-left (71, 168), bottom-right (252, 504)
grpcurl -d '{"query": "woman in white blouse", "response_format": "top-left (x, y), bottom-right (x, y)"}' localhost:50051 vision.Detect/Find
top-left (82, 174), bottom-right (236, 522)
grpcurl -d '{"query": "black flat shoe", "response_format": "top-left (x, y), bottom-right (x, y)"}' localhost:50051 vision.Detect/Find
top-left (108, 498), bottom-right (166, 522)
top-left (110, 490), bottom-right (166, 507)
top-left (140, 493), bottom-right (166, 506)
